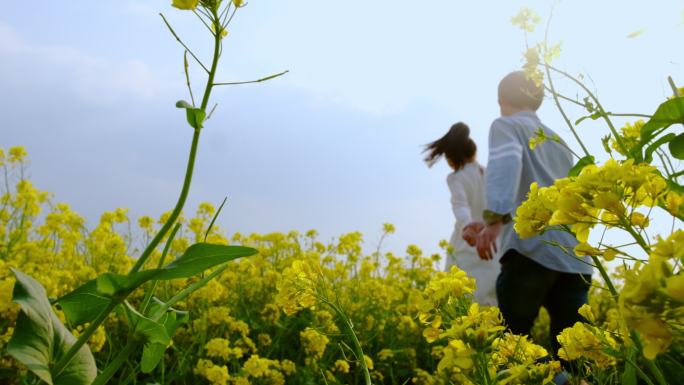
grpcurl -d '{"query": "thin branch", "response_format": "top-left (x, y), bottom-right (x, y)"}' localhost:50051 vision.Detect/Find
top-left (218, 2), bottom-right (232, 23)
top-left (184, 51), bottom-right (196, 106)
top-left (204, 196), bottom-right (228, 243)
top-left (605, 112), bottom-right (652, 119)
top-left (160, 13), bottom-right (210, 74)
top-left (543, 64), bottom-right (591, 157)
top-left (668, 76), bottom-right (681, 97)
top-left (214, 70), bottom-right (289, 86)
top-left (192, 9), bottom-right (214, 35)
top-left (545, 87), bottom-right (585, 107)
top-left (223, 5), bottom-right (239, 27)
top-left (547, 64), bottom-right (628, 154)
top-left (206, 103), bottom-right (219, 120)
top-left (196, 6), bottom-right (213, 20)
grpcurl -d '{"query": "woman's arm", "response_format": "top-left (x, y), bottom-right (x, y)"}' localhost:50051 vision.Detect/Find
top-left (447, 173), bottom-right (472, 226)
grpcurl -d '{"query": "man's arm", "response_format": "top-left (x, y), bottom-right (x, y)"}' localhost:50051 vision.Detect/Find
top-left (476, 119), bottom-right (524, 260)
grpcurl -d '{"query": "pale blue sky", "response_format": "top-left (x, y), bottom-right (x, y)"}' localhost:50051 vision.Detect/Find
top-left (1, 1), bottom-right (682, 258)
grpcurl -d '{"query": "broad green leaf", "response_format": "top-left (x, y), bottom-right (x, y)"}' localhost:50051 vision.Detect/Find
top-left (124, 301), bottom-right (170, 346)
top-left (7, 269), bottom-right (97, 385)
top-left (568, 155), bottom-right (595, 177)
top-left (644, 133), bottom-right (676, 163)
top-left (639, 97), bottom-right (684, 143)
top-left (185, 108), bottom-right (206, 129)
top-left (55, 279), bottom-right (110, 327)
top-left (123, 302), bottom-right (171, 374)
top-left (155, 243), bottom-right (257, 280)
top-left (669, 132), bottom-right (684, 159)
top-left (96, 270), bottom-right (158, 297)
top-left (141, 344), bottom-right (167, 374)
top-left (67, 244), bottom-right (256, 304)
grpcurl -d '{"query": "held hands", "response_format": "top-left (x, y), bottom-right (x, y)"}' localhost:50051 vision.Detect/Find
top-left (475, 222), bottom-right (502, 261)
top-left (462, 222), bottom-right (484, 246)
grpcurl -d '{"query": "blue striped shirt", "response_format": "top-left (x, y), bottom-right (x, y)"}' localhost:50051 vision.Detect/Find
top-left (485, 111), bottom-right (593, 274)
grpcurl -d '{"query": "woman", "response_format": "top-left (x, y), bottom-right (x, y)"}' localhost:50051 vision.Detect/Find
top-left (424, 122), bottom-right (499, 306)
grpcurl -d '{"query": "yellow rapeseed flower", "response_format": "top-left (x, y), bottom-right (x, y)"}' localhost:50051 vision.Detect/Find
top-left (172, 0), bottom-right (200, 10)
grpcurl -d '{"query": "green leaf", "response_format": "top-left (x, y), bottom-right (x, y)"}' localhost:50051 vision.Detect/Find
top-left (141, 344), bottom-right (166, 374)
top-left (96, 270), bottom-right (158, 297)
top-left (638, 97), bottom-right (684, 146)
top-left (156, 243), bottom-right (256, 280)
top-left (123, 302), bottom-right (172, 374)
top-left (62, 244), bottom-right (257, 305)
top-left (669, 132), bottom-right (684, 159)
top-left (622, 347), bottom-right (638, 385)
top-left (176, 100), bottom-right (205, 129)
top-left (568, 155), bottom-right (595, 177)
top-left (139, 298), bottom-right (189, 373)
top-left (574, 111), bottom-right (602, 126)
top-left (175, 100), bottom-right (193, 109)
top-left (55, 279), bottom-right (110, 327)
top-left (644, 133), bottom-right (676, 163)
top-left (7, 269), bottom-right (97, 385)
top-left (148, 297), bottom-right (189, 335)
top-left (185, 108), bottom-right (206, 129)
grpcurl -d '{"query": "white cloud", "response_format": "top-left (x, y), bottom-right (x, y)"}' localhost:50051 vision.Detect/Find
top-left (0, 21), bottom-right (173, 105)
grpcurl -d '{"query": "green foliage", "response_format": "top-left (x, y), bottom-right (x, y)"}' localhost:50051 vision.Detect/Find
top-left (568, 155), bottom-right (595, 177)
top-left (56, 280), bottom-right (110, 327)
top-left (176, 100), bottom-right (206, 130)
top-left (7, 269), bottom-right (97, 385)
top-left (99, 244), bottom-right (257, 295)
top-left (668, 132), bottom-right (684, 159)
top-left (635, 96), bottom-right (684, 160)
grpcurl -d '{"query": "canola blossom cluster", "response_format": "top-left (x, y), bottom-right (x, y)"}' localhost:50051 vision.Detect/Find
top-left (513, 157), bottom-right (684, 362)
top-left (515, 159), bottom-right (677, 243)
top-left (414, 273), bottom-right (560, 385)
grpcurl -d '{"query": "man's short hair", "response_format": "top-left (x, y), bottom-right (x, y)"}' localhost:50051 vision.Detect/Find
top-left (498, 71), bottom-right (544, 111)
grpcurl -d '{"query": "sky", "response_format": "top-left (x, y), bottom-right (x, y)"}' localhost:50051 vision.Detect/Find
top-left (1, 0), bottom-right (683, 260)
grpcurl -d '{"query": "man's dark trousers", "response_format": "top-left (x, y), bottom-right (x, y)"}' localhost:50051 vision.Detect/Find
top-left (496, 249), bottom-right (592, 356)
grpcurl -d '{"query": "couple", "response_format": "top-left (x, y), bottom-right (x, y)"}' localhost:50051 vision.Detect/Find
top-left (425, 71), bottom-right (593, 362)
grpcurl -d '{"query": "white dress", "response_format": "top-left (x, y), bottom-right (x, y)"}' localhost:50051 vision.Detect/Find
top-left (446, 162), bottom-right (499, 306)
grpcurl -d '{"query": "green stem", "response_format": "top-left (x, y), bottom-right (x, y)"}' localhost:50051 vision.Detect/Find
top-left (547, 65), bottom-right (629, 155)
top-left (624, 355), bottom-right (656, 385)
top-left (629, 332), bottom-right (668, 385)
top-left (326, 301), bottom-right (372, 385)
top-left (91, 338), bottom-right (138, 385)
top-left (141, 223), bottom-right (182, 314)
top-left (644, 359), bottom-right (668, 385)
top-left (56, 11), bottom-right (225, 381)
top-left (131, 10), bottom-right (222, 274)
top-left (151, 263), bottom-right (229, 320)
top-left (619, 218), bottom-right (651, 254)
top-left (670, 169), bottom-right (684, 179)
top-left (129, 128), bottom-right (200, 273)
top-left (543, 63), bottom-right (591, 157)
top-left (590, 256), bottom-right (617, 297)
top-left (200, 9), bottom-right (222, 111)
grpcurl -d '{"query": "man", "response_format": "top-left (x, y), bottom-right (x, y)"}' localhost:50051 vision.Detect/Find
top-left (464, 71), bottom-right (593, 359)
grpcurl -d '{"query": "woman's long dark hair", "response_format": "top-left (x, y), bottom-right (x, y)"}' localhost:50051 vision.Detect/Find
top-left (423, 122), bottom-right (476, 169)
